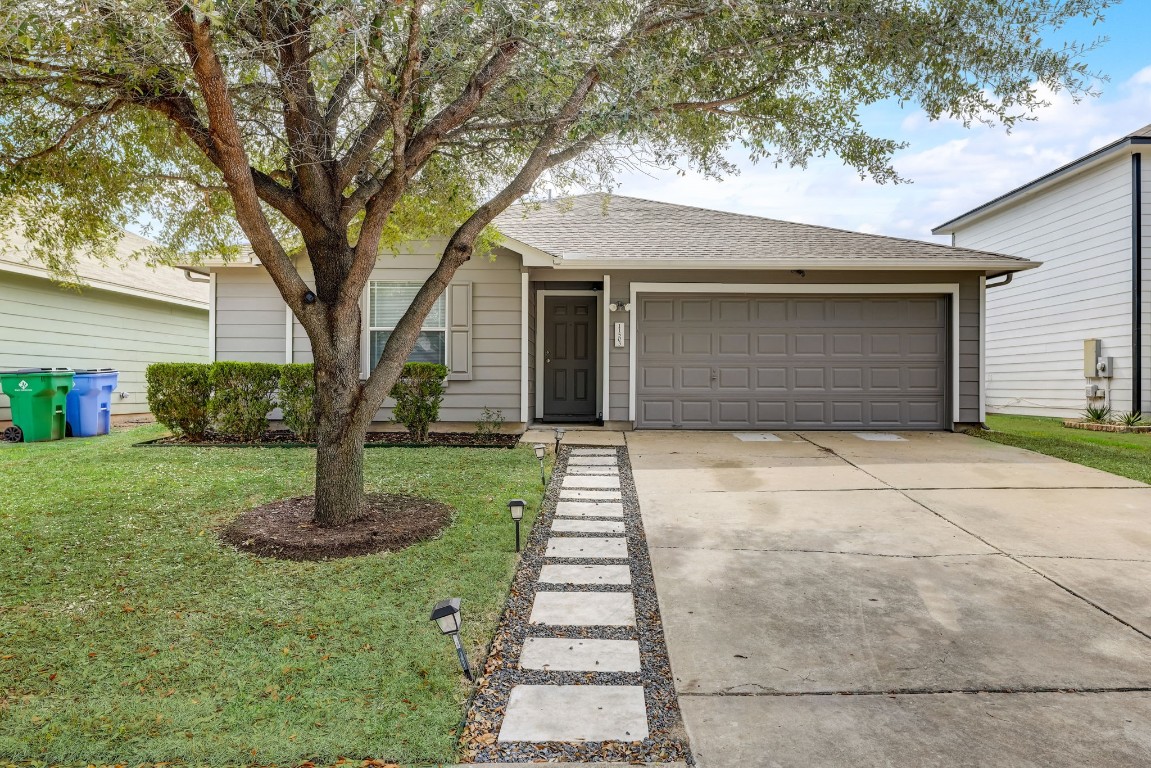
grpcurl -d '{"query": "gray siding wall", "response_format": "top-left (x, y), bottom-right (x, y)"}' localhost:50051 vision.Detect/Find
top-left (0, 271), bottom-right (209, 422)
top-left (1142, 154), bottom-right (1151, 413)
top-left (531, 269), bottom-right (982, 426)
top-left (213, 243), bottom-right (525, 424)
top-left (953, 155), bottom-right (1135, 416)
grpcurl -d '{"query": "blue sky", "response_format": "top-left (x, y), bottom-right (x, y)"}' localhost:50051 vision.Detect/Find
top-left (612, 2), bottom-right (1151, 244)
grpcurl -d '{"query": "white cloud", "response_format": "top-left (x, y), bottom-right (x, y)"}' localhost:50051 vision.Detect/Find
top-left (610, 70), bottom-right (1151, 243)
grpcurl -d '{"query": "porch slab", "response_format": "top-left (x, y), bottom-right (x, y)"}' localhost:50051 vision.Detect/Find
top-left (546, 536), bottom-right (628, 559)
top-left (497, 685), bottom-right (648, 742)
top-left (529, 591), bottom-right (636, 626)
top-left (555, 501), bottom-right (625, 517)
top-left (519, 638), bottom-right (642, 672)
top-left (539, 563), bottom-right (632, 585)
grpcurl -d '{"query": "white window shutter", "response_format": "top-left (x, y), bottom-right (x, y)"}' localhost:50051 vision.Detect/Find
top-left (448, 282), bottom-right (472, 380)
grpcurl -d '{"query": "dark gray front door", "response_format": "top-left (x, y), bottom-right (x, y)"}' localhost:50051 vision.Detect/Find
top-left (543, 295), bottom-right (598, 420)
top-left (636, 294), bottom-right (949, 429)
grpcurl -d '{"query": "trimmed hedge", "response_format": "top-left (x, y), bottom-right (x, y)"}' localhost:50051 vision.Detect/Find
top-left (279, 363), bottom-right (316, 441)
top-left (145, 363), bottom-right (213, 441)
top-left (390, 362), bottom-right (448, 443)
top-left (207, 362), bottom-right (282, 442)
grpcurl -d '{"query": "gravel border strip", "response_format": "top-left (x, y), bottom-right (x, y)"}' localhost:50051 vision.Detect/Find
top-left (459, 445), bottom-right (692, 764)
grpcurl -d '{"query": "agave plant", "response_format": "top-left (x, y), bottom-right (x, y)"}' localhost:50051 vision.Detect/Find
top-left (1119, 410), bottom-right (1144, 427)
top-left (1083, 404), bottom-right (1113, 423)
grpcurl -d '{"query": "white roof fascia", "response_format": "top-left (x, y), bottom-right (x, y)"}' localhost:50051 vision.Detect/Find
top-left (0, 259), bottom-right (209, 309)
top-left (542, 257), bottom-right (1039, 273)
top-left (497, 234), bottom-right (557, 267)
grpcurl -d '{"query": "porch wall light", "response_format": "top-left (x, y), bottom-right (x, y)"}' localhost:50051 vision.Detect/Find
top-left (430, 597), bottom-right (473, 681)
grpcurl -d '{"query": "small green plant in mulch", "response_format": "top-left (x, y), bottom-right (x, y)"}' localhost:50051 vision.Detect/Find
top-left (1082, 403), bottom-right (1113, 424)
top-left (390, 362), bottom-right (448, 443)
top-left (1118, 410), bottom-right (1144, 427)
top-left (473, 406), bottom-right (505, 443)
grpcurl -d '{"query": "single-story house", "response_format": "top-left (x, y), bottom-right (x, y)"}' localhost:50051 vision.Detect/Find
top-left (934, 124), bottom-right (1151, 417)
top-left (199, 193), bottom-right (1033, 431)
top-left (0, 229), bottom-right (210, 426)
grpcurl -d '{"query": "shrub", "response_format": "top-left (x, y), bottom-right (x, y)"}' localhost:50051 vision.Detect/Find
top-left (474, 406), bottom-right (505, 443)
top-left (146, 362), bottom-right (213, 441)
top-left (208, 361), bottom-right (281, 441)
top-left (1082, 404), bottom-right (1113, 424)
top-left (390, 362), bottom-right (448, 442)
top-left (279, 363), bottom-right (317, 441)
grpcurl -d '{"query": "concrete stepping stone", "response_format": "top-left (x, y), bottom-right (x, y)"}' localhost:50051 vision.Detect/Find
top-left (563, 475), bottom-right (621, 489)
top-left (567, 465), bottom-right (620, 476)
top-left (560, 489), bottom-right (622, 501)
top-left (556, 501), bottom-right (625, 517)
top-left (539, 563), bottom-right (632, 585)
top-left (568, 456), bottom-right (619, 466)
top-left (529, 591), bottom-right (636, 626)
top-left (520, 638), bottom-right (642, 672)
top-left (552, 518), bottom-right (625, 534)
top-left (570, 448), bottom-right (618, 455)
top-left (497, 685), bottom-right (649, 742)
top-left (546, 536), bottom-right (628, 559)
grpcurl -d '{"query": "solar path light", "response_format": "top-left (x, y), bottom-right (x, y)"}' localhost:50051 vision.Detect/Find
top-left (429, 597), bottom-right (473, 681)
top-left (533, 443), bottom-right (547, 487)
top-left (554, 427), bottom-right (565, 454)
top-left (508, 498), bottom-right (526, 553)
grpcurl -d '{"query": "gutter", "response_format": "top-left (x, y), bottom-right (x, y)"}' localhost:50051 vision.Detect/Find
top-left (986, 272), bottom-right (1013, 288)
top-left (1134, 152), bottom-right (1144, 413)
top-left (183, 267), bottom-right (210, 283)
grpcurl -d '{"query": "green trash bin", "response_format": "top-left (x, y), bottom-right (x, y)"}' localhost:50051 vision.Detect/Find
top-left (0, 368), bottom-right (75, 443)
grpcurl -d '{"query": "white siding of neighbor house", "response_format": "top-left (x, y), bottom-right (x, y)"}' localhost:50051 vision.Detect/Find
top-left (213, 242), bottom-right (524, 424)
top-left (951, 155), bottom-right (1136, 417)
top-left (0, 271), bottom-right (209, 423)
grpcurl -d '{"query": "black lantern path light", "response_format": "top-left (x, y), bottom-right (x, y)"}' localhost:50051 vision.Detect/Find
top-left (508, 498), bottom-right (526, 553)
top-left (533, 443), bottom-right (547, 488)
top-left (554, 427), bottom-right (565, 454)
top-left (429, 597), bottom-right (473, 681)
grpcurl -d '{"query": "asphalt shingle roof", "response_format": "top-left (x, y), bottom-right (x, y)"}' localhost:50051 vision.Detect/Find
top-left (495, 193), bottom-right (1029, 267)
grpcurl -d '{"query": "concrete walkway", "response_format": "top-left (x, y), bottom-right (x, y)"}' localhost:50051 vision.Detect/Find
top-left (629, 430), bottom-right (1151, 767)
top-left (498, 447), bottom-right (648, 743)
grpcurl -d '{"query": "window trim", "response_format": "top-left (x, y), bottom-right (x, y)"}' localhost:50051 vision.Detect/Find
top-left (361, 280), bottom-right (450, 376)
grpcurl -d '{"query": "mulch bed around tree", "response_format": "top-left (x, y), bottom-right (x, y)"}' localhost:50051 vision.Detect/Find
top-left (138, 430), bottom-right (519, 448)
top-left (220, 493), bottom-right (453, 561)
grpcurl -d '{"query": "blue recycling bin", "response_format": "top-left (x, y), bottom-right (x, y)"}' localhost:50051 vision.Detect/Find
top-left (66, 369), bottom-right (119, 437)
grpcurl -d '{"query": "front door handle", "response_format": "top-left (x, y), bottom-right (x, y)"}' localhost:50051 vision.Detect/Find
top-left (545, 348), bottom-right (551, 364)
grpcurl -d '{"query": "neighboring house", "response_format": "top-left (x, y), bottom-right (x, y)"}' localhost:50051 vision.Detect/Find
top-left (934, 125), bottom-right (1151, 418)
top-left (0, 230), bottom-right (210, 425)
top-left (199, 193), bottom-right (1032, 431)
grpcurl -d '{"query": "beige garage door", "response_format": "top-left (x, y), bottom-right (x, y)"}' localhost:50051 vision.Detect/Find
top-left (636, 294), bottom-right (949, 429)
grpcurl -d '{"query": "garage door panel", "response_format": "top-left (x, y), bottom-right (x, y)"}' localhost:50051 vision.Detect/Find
top-left (681, 367), bottom-right (713, 389)
top-left (680, 332), bottom-right (712, 355)
top-left (636, 294), bottom-right (948, 429)
top-left (793, 367), bottom-right (825, 390)
top-left (717, 367), bottom-right (750, 389)
top-left (757, 334), bottom-right (787, 354)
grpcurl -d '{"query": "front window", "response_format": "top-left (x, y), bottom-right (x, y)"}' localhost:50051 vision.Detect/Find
top-left (368, 281), bottom-right (446, 366)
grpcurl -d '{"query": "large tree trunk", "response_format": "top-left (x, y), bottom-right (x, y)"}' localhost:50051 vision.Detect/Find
top-left (311, 303), bottom-right (371, 527)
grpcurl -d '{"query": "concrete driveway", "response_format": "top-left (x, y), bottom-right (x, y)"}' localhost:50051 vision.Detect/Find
top-left (627, 430), bottom-right (1151, 767)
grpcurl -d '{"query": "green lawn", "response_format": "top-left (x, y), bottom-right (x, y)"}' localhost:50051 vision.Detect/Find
top-left (974, 414), bottom-right (1151, 485)
top-left (0, 425), bottom-right (544, 767)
